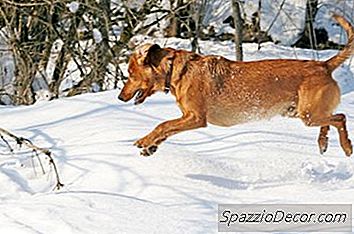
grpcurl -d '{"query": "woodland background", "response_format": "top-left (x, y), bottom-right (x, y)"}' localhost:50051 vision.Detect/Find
top-left (0, 0), bottom-right (353, 106)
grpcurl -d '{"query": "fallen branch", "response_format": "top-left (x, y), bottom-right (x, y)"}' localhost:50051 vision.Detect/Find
top-left (0, 128), bottom-right (64, 190)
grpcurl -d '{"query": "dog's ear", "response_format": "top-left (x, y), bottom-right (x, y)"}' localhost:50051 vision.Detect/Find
top-left (135, 43), bottom-right (155, 65)
top-left (143, 44), bottom-right (170, 68)
top-left (135, 43), bottom-right (170, 67)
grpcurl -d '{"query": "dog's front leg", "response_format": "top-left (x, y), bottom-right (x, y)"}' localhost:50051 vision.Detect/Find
top-left (135, 112), bottom-right (207, 156)
top-left (135, 82), bottom-right (207, 156)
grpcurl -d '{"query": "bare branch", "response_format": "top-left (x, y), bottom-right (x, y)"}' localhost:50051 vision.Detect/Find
top-left (0, 128), bottom-right (64, 190)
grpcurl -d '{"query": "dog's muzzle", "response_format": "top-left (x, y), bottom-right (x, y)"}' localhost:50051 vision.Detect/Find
top-left (118, 93), bottom-right (128, 102)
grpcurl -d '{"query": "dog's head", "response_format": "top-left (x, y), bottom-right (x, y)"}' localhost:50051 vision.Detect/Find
top-left (118, 43), bottom-right (174, 105)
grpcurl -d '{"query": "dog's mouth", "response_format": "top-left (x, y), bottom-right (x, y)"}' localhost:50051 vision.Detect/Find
top-left (134, 89), bottom-right (148, 105)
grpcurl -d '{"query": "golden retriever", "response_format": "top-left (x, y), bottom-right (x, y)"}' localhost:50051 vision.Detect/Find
top-left (118, 15), bottom-right (353, 157)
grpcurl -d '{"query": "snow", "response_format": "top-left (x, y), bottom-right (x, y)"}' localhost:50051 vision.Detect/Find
top-left (258, 0), bottom-right (307, 45)
top-left (92, 29), bottom-right (103, 44)
top-left (45, 39), bottom-right (64, 84)
top-left (1, 39), bottom-right (354, 233)
top-left (68, 1), bottom-right (80, 13)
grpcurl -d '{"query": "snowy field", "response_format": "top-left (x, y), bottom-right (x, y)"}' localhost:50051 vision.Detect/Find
top-left (1, 40), bottom-right (354, 233)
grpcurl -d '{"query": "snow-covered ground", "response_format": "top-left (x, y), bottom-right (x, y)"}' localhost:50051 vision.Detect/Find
top-left (1, 41), bottom-right (354, 233)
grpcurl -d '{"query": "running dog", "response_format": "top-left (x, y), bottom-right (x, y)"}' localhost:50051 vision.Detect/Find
top-left (118, 15), bottom-right (353, 157)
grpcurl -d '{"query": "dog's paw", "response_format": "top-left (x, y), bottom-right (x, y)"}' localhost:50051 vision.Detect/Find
top-left (140, 145), bottom-right (158, 157)
top-left (134, 138), bottom-right (158, 156)
top-left (344, 139), bottom-right (352, 157)
top-left (318, 136), bottom-right (328, 155)
top-left (134, 138), bottom-right (149, 148)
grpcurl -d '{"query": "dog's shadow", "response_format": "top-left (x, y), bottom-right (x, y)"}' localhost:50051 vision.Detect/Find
top-left (167, 130), bottom-right (317, 157)
top-left (185, 174), bottom-right (250, 190)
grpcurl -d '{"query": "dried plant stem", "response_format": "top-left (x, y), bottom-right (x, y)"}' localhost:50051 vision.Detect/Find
top-left (0, 128), bottom-right (64, 190)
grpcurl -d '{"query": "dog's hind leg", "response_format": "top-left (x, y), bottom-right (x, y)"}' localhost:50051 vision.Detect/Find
top-left (327, 114), bottom-right (352, 156)
top-left (302, 114), bottom-right (352, 156)
top-left (298, 82), bottom-right (352, 156)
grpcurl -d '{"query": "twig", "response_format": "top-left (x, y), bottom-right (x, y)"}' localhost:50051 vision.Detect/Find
top-left (0, 128), bottom-right (64, 190)
top-left (2, 0), bottom-right (49, 7)
top-left (0, 134), bottom-right (13, 153)
top-left (264, 0), bottom-right (286, 34)
top-left (33, 149), bottom-right (46, 175)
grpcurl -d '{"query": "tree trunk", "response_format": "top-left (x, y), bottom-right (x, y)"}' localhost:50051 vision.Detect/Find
top-left (231, 0), bottom-right (243, 61)
top-left (305, 0), bottom-right (318, 50)
top-left (49, 46), bottom-right (67, 98)
top-left (94, 0), bottom-right (112, 88)
top-left (166, 0), bottom-right (180, 37)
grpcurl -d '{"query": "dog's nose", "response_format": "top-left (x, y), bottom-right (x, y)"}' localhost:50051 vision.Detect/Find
top-left (118, 94), bottom-right (126, 102)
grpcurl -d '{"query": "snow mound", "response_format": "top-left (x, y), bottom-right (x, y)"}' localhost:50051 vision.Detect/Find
top-left (301, 159), bottom-right (353, 183)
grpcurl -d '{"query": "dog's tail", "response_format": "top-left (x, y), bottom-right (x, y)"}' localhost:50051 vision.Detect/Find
top-left (326, 14), bottom-right (354, 71)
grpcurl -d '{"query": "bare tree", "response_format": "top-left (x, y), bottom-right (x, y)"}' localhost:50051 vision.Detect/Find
top-left (0, 0), bottom-right (180, 105)
top-left (231, 0), bottom-right (243, 61)
top-left (0, 1), bottom-right (51, 105)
